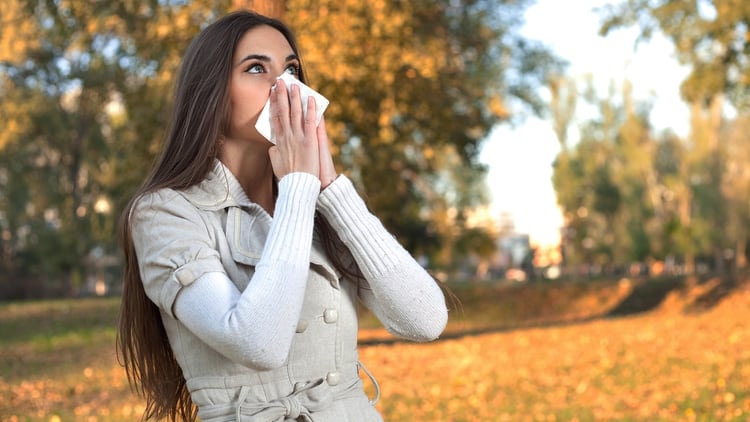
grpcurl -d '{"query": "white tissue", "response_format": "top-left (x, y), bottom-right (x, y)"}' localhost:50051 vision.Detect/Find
top-left (254, 72), bottom-right (330, 144)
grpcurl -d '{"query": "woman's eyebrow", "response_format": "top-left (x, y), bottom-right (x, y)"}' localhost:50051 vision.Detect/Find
top-left (236, 53), bottom-right (299, 66)
top-left (237, 54), bottom-right (270, 66)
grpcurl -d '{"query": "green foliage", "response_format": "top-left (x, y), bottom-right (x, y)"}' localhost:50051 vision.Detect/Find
top-left (599, 0), bottom-right (750, 111)
top-left (550, 1), bottom-right (750, 272)
top-left (0, 0), bottom-right (562, 297)
top-left (553, 75), bottom-right (750, 272)
top-left (554, 79), bottom-right (677, 267)
top-left (287, 0), bottom-right (563, 264)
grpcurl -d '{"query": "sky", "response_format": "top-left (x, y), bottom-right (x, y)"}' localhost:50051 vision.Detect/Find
top-left (480, 0), bottom-right (692, 248)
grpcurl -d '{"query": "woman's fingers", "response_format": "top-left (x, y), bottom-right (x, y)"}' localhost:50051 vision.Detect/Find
top-left (270, 79), bottom-right (290, 139)
top-left (268, 79), bottom-right (320, 179)
top-left (304, 95), bottom-right (318, 138)
top-left (288, 83), bottom-right (304, 138)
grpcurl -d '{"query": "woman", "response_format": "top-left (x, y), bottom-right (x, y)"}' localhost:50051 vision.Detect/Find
top-left (117, 10), bottom-right (448, 422)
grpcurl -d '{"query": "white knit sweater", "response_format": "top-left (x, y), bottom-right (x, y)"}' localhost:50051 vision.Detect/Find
top-left (169, 171), bottom-right (448, 368)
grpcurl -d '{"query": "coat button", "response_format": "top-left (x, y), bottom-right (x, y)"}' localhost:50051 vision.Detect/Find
top-left (323, 308), bottom-right (338, 323)
top-left (296, 319), bottom-right (309, 333)
top-left (175, 268), bottom-right (195, 285)
top-left (326, 371), bottom-right (341, 386)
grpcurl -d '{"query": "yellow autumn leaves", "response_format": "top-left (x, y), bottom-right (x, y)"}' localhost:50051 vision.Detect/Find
top-left (2, 282), bottom-right (749, 421)
top-left (359, 286), bottom-right (750, 421)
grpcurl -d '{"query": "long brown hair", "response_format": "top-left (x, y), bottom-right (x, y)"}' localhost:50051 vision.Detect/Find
top-left (116, 10), bottom-right (356, 421)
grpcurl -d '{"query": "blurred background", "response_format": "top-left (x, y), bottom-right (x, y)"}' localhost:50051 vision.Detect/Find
top-left (1, 0), bottom-right (749, 421)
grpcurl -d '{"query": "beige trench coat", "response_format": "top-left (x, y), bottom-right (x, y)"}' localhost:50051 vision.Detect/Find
top-left (131, 162), bottom-right (383, 421)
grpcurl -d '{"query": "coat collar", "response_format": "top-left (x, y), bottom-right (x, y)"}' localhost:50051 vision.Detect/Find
top-left (181, 160), bottom-right (254, 211)
top-left (177, 160), bottom-right (341, 287)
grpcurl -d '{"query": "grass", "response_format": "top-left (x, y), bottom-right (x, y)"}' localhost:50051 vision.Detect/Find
top-left (1, 275), bottom-right (749, 421)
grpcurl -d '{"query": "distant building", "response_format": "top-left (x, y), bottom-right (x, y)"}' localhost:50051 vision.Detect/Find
top-left (499, 233), bottom-right (531, 267)
top-left (489, 233), bottom-right (531, 280)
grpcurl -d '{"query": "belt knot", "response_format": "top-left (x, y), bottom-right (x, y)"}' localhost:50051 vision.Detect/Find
top-left (278, 395), bottom-right (301, 419)
top-left (236, 378), bottom-right (334, 421)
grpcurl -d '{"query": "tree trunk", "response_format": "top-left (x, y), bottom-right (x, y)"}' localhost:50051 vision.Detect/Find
top-left (679, 185), bottom-right (695, 275)
top-left (232, 0), bottom-right (285, 20)
top-left (737, 236), bottom-right (747, 269)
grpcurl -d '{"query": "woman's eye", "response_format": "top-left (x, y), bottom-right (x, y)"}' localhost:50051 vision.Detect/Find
top-left (284, 64), bottom-right (300, 76)
top-left (246, 64), bottom-right (264, 74)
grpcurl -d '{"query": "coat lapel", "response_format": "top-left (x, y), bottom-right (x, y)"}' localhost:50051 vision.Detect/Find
top-left (180, 160), bottom-right (342, 289)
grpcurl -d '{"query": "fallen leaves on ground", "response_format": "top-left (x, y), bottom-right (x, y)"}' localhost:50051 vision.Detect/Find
top-left (359, 284), bottom-right (750, 421)
top-left (2, 281), bottom-right (749, 421)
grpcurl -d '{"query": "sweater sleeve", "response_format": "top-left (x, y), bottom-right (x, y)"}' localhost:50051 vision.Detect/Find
top-left (316, 175), bottom-right (448, 341)
top-left (132, 172), bottom-right (320, 370)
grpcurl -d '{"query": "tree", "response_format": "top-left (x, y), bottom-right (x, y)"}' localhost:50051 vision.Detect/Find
top-left (286, 0), bottom-right (564, 264)
top-left (233, 0), bottom-right (285, 19)
top-left (554, 79), bottom-right (667, 273)
top-left (595, 1), bottom-right (750, 273)
top-left (722, 113), bottom-right (750, 269)
top-left (599, 0), bottom-right (750, 110)
top-left (0, 0), bottom-right (127, 295)
top-left (0, 0), bottom-right (563, 297)
top-left (549, 76), bottom-right (578, 151)
top-left (0, 0), bottom-right (218, 296)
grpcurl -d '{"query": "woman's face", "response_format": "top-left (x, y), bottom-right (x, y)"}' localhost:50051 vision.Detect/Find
top-left (226, 25), bottom-right (300, 143)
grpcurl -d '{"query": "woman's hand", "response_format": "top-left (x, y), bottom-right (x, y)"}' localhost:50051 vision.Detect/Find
top-left (317, 116), bottom-right (338, 189)
top-left (268, 80), bottom-right (320, 180)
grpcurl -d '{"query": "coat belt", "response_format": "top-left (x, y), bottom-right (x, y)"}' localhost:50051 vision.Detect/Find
top-left (191, 361), bottom-right (380, 421)
top-left (197, 376), bottom-right (361, 422)
top-left (237, 378), bottom-right (341, 421)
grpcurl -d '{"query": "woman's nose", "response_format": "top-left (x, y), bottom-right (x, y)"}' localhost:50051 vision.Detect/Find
top-left (267, 73), bottom-right (279, 88)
